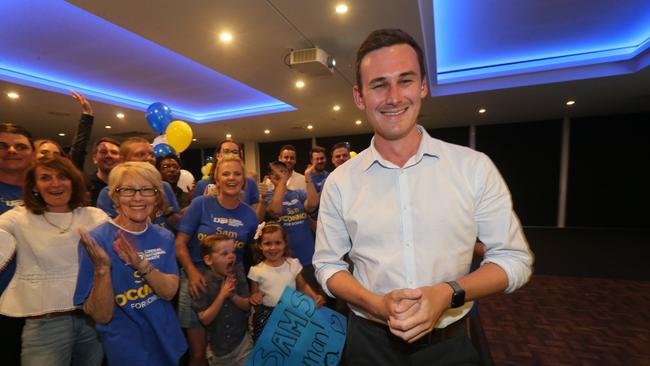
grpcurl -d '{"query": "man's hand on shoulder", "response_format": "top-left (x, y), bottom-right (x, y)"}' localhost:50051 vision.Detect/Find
top-left (387, 283), bottom-right (453, 343)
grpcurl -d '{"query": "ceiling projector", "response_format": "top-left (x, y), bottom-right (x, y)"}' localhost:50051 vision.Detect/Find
top-left (289, 48), bottom-right (336, 75)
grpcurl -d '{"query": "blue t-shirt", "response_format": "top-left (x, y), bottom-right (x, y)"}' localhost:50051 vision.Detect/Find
top-left (74, 221), bottom-right (187, 366)
top-left (311, 171), bottom-right (329, 193)
top-left (266, 189), bottom-right (315, 267)
top-left (192, 177), bottom-right (260, 206)
top-left (96, 181), bottom-right (180, 226)
top-left (0, 182), bottom-right (22, 294)
top-left (176, 195), bottom-right (258, 264)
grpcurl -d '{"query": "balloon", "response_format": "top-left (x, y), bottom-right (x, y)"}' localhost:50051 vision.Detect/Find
top-left (165, 120), bottom-right (193, 153)
top-left (350, 151), bottom-right (357, 157)
top-left (201, 162), bottom-right (213, 177)
top-left (205, 156), bottom-right (215, 164)
top-left (146, 102), bottom-right (173, 134)
top-left (153, 143), bottom-right (177, 158)
top-left (177, 169), bottom-right (195, 193)
top-left (152, 134), bottom-right (167, 147)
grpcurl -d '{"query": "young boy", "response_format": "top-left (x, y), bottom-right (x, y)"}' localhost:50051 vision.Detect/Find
top-left (192, 234), bottom-right (252, 366)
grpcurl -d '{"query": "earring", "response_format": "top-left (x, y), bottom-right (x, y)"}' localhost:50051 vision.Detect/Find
top-left (32, 191), bottom-right (39, 197)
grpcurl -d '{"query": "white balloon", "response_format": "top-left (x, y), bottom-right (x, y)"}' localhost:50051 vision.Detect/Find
top-left (178, 169), bottom-right (195, 192)
top-left (152, 134), bottom-right (167, 146)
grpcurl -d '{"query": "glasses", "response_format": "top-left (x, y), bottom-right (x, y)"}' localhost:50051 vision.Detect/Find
top-left (221, 148), bottom-right (240, 156)
top-left (0, 142), bottom-right (31, 152)
top-left (115, 187), bottom-right (159, 197)
top-left (160, 163), bottom-right (180, 170)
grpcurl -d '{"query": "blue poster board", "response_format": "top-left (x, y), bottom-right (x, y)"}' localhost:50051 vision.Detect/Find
top-left (246, 287), bottom-right (347, 365)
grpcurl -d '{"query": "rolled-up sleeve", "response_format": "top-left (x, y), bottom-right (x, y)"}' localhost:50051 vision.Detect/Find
top-left (313, 178), bottom-right (352, 297)
top-left (474, 154), bottom-right (534, 293)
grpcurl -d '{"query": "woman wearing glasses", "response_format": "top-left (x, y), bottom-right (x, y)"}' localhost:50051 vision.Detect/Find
top-left (0, 156), bottom-right (107, 366)
top-left (74, 161), bottom-right (186, 365)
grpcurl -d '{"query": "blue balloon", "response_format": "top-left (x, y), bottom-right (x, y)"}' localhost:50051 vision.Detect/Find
top-left (153, 143), bottom-right (177, 158)
top-left (146, 102), bottom-right (173, 134)
top-left (205, 156), bottom-right (214, 164)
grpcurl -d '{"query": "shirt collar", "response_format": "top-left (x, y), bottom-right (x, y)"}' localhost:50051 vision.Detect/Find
top-left (361, 125), bottom-right (439, 171)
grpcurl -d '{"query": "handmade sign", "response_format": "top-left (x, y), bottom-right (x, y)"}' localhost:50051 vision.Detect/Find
top-left (246, 287), bottom-right (347, 366)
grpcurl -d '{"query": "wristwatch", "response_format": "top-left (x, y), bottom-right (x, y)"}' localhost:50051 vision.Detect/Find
top-left (446, 281), bottom-right (466, 308)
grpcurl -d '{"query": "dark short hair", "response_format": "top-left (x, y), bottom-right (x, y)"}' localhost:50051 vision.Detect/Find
top-left (217, 139), bottom-right (243, 159)
top-left (155, 154), bottom-right (182, 170)
top-left (309, 146), bottom-right (326, 160)
top-left (93, 137), bottom-right (120, 154)
top-left (268, 160), bottom-right (288, 173)
top-left (355, 29), bottom-right (426, 93)
top-left (23, 156), bottom-right (89, 214)
top-left (278, 145), bottom-right (296, 155)
top-left (200, 233), bottom-right (235, 258)
top-left (0, 122), bottom-right (34, 149)
top-left (331, 142), bottom-right (350, 154)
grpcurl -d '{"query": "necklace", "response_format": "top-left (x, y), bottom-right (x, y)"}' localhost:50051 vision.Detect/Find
top-left (42, 212), bottom-right (74, 234)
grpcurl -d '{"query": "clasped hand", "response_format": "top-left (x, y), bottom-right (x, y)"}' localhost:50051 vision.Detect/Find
top-left (381, 283), bottom-right (452, 343)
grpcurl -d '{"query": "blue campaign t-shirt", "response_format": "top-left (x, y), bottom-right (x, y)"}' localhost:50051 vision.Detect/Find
top-left (74, 221), bottom-right (187, 366)
top-left (192, 177), bottom-right (260, 206)
top-left (176, 195), bottom-right (258, 264)
top-left (96, 181), bottom-right (180, 225)
top-left (0, 182), bottom-right (22, 294)
top-left (266, 189), bottom-right (315, 267)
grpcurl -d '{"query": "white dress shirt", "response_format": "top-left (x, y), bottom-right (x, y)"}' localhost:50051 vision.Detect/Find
top-left (313, 126), bottom-right (533, 327)
top-left (0, 206), bottom-right (108, 316)
top-left (286, 171), bottom-right (307, 192)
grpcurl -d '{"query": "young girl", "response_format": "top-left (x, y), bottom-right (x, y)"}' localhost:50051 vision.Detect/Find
top-left (247, 222), bottom-right (324, 341)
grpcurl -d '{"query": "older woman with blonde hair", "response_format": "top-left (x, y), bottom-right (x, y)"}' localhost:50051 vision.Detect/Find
top-left (74, 161), bottom-right (186, 366)
top-left (0, 156), bottom-right (107, 366)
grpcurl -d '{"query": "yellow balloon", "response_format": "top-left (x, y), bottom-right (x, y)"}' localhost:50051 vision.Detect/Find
top-left (165, 120), bottom-right (193, 153)
top-left (350, 151), bottom-right (357, 157)
top-left (201, 162), bottom-right (213, 177)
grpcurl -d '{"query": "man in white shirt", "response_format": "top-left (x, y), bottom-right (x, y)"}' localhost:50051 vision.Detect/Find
top-left (313, 29), bottom-right (533, 365)
top-left (278, 145), bottom-right (306, 192)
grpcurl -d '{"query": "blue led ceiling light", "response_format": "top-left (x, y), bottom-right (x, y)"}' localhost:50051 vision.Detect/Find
top-left (419, 0), bottom-right (650, 96)
top-left (0, 0), bottom-right (295, 123)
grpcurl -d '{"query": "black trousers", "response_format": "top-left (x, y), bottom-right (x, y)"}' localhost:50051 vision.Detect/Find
top-left (345, 313), bottom-right (479, 366)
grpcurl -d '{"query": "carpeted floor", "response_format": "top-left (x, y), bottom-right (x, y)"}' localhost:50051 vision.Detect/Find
top-left (478, 275), bottom-right (650, 366)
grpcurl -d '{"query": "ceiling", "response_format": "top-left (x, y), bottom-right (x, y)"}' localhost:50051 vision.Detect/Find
top-left (1, 0), bottom-right (649, 149)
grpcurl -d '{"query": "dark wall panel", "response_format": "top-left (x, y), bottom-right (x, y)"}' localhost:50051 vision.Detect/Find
top-left (567, 113), bottom-right (650, 228)
top-left (426, 126), bottom-right (469, 146)
top-left (476, 120), bottom-right (562, 226)
top-left (258, 138), bottom-right (312, 179)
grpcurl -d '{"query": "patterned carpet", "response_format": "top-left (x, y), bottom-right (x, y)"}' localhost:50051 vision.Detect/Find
top-left (479, 275), bottom-right (650, 366)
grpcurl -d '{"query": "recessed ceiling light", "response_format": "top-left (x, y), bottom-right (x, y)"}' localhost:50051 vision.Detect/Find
top-left (192, 138), bottom-right (197, 142)
top-left (355, 120), bottom-right (362, 125)
top-left (7, 92), bottom-right (19, 99)
top-left (226, 133), bottom-right (232, 139)
top-left (264, 129), bottom-right (270, 134)
top-left (295, 80), bottom-right (305, 88)
top-left (116, 113), bottom-right (125, 119)
top-left (307, 125), bottom-right (313, 130)
top-left (219, 32), bottom-right (233, 42)
top-left (333, 105), bottom-right (341, 111)
top-left (478, 108), bottom-right (487, 114)
top-left (335, 4), bottom-right (348, 14)
top-left (58, 133), bottom-right (65, 136)
top-left (566, 100), bottom-right (576, 106)
top-left (105, 125), bottom-right (112, 129)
